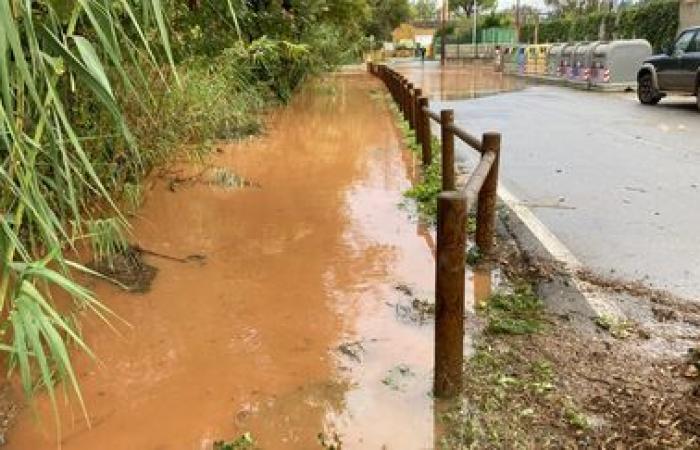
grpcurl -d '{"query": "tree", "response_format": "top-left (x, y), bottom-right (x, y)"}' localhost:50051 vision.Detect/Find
top-left (412, 0), bottom-right (438, 21)
top-left (365, 0), bottom-right (412, 40)
top-left (450, 0), bottom-right (497, 16)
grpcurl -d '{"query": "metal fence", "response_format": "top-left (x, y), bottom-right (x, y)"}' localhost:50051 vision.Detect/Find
top-left (367, 62), bottom-right (502, 398)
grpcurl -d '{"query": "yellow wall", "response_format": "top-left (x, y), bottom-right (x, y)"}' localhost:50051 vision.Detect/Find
top-left (391, 23), bottom-right (437, 43)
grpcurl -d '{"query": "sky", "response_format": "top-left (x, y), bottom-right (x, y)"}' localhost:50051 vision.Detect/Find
top-left (433, 0), bottom-right (548, 12)
top-left (496, 0), bottom-right (548, 10)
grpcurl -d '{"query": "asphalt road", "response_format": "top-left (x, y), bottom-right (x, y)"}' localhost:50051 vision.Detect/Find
top-left (430, 82), bottom-right (700, 300)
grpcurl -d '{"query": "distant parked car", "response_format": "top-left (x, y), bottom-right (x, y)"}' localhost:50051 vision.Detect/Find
top-left (637, 26), bottom-right (700, 110)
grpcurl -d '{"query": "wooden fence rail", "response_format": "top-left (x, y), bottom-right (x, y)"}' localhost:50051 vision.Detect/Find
top-left (367, 62), bottom-right (502, 399)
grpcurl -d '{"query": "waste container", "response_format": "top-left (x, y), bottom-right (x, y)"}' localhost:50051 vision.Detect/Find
top-left (572, 41), bottom-right (603, 83)
top-left (567, 42), bottom-right (589, 79)
top-left (590, 39), bottom-right (652, 89)
top-left (559, 43), bottom-right (576, 77)
top-left (527, 44), bottom-right (551, 74)
top-left (547, 43), bottom-right (567, 76)
top-left (502, 45), bottom-right (518, 73)
top-left (525, 45), bottom-right (538, 74)
top-left (516, 45), bottom-right (528, 74)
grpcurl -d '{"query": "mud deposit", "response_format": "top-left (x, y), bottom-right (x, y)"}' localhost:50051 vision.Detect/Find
top-left (7, 73), bottom-right (484, 449)
top-left (393, 60), bottom-right (526, 101)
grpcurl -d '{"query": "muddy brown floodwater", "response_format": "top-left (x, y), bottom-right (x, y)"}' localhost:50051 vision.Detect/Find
top-left (394, 60), bottom-right (526, 101)
top-left (7, 71), bottom-right (490, 450)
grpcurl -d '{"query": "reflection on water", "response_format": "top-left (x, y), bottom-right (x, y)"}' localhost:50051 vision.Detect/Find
top-left (394, 60), bottom-right (526, 101)
top-left (474, 265), bottom-right (493, 308)
top-left (7, 72), bottom-right (499, 450)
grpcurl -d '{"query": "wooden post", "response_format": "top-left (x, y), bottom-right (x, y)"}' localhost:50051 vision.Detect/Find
top-left (419, 97), bottom-right (431, 165)
top-left (394, 74), bottom-right (399, 103)
top-left (434, 190), bottom-right (467, 398)
top-left (402, 79), bottom-right (409, 120)
top-left (413, 88), bottom-right (422, 145)
top-left (476, 132), bottom-right (501, 255)
top-left (440, 110), bottom-right (455, 191)
top-left (407, 83), bottom-right (415, 129)
top-left (390, 72), bottom-right (396, 101)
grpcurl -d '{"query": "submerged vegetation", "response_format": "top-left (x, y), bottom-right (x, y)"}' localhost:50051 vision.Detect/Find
top-left (0, 0), bottom-right (411, 430)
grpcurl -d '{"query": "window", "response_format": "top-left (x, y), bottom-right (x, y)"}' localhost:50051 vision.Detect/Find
top-left (674, 30), bottom-right (697, 54)
top-left (687, 32), bottom-right (700, 53)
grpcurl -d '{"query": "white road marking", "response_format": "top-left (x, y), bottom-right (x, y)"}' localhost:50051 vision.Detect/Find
top-left (498, 185), bottom-right (626, 319)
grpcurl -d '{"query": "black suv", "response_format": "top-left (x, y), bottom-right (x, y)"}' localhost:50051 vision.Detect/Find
top-left (637, 26), bottom-right (700, 110)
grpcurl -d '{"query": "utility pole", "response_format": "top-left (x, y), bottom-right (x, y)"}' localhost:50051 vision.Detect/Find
top-left (515, 0), bottom-right (520, 43)
top-left (441, 0), bottom-right (449, 66)
top-left (473, 1), bottom-right (478, 58)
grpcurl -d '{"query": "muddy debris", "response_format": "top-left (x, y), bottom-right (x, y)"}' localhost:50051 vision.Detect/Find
top-left (161, 165), bottom-right (260, 192)
top-left (132, 244), bottom-right (206, 265)
top-left (213, 433), bottom-right (255, 450)
top-left (87, 246), bottom-right (158, 293)
top-left (441, 320), bottom-right (700, 449)
top-left (317, 431), bottom-right (342, 450)
top-left (0, 385), bottom-right (17, 448)
top-left (208, 168), bottom-right (261, 190)
top-left (391, 283), bottom-right (435, 324)
top-left (336, 340), bottom-right (364, 363)
top-left (393, 298), bottom-right (435, 325)
top-left (393, 283), bottom-right (413, 297)
top-left (87, 244), bottom-right (205, 293)
top-left (381, 364), bottom-right (415, 391)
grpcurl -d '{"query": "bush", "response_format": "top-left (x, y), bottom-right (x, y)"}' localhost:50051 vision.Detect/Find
top-left (520, 0), bottom-right (679, 51)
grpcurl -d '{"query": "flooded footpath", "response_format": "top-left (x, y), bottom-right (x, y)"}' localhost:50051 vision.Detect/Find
top-left (392, 60), bottom-right (525, 101)
top-left (7, 71), bottom-right (487, 449)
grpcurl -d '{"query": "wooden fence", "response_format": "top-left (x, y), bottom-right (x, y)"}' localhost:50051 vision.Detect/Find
top-left (367, 62), bottom-right (502, 398)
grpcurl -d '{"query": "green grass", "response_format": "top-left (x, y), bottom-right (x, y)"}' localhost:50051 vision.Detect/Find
top-left (483, 283), bottom-right (545, 335)
top-left (386, 100), bottom-right (444, 224)
top-left (440, 344), bottom-right (559, 449)
top-left (214, 433), bottom-right (256, 450)
top-left (594, 314), bottom-right (634, 339)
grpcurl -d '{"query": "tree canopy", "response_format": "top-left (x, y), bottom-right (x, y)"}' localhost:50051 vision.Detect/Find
top-left (365, 0), bottom-right (413, 40)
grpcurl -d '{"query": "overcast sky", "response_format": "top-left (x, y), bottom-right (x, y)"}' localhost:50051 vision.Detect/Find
top-left (433, 0), bottom-right (549, 12)
top-left (496, 0), bottom-right (548, 10)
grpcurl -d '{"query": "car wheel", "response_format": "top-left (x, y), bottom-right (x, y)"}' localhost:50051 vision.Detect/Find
top-left (638, 73), bottom-right (660, 105)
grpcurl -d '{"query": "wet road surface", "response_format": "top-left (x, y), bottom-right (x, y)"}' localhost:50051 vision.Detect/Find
top-left (397, 60), bottom-right (700, 300)
top-left (7, 73), bottom-right (488, 449)
top-left (393, 59), bottom-right (525, 101)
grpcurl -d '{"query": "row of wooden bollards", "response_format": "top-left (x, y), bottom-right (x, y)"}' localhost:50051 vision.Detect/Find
top-left (370, 63), bottom-right (433, 167)
top-left (368, 62), bottom-right (503, 399)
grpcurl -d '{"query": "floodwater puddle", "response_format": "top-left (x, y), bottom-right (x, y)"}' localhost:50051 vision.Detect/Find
top-left (7, 71), bottom-right (495, 449)
top-left (394, 60), bottom-right (526, 100)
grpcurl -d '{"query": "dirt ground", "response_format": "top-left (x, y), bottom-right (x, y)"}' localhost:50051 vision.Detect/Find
top-left (437, 217), bottom-right (700, 449)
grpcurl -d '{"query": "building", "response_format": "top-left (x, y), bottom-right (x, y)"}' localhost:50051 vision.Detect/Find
top-left (391, 22), bottom-right (439, 49)
top-left (680, 0), bottom-right (700, 30)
